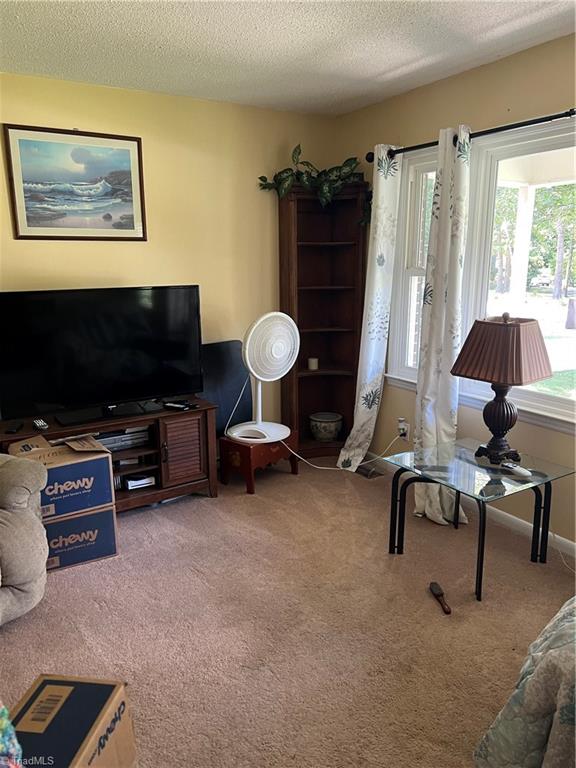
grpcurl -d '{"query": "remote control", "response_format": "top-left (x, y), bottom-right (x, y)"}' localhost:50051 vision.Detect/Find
top-left (164, 402), bottom-right (190, 411)
top-left (501, 462), bottom-right (532, 478)
top-left (33, 418), bottom-right (49, 431)
top-left (5, 422), bottom-right (24, 434)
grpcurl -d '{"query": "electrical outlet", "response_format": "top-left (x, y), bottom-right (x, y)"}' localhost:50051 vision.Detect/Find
top-left (397, 417), bottom-right (410, 441)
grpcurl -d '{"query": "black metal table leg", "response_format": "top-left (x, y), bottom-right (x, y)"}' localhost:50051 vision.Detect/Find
top-left (531, 486), bottom-right (543, 563)
top-left (389, 468), bottom-right (411, 554)
top-left (453, 491), bottom-right (461, 530)
top-left (397, 476), bottom-right (437, 555)
top-left (475, 499), bottom-right (487, 601)
top-left (539, 482), bottom-right (552, 563)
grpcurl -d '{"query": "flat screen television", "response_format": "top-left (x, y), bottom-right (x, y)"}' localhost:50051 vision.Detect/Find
top-left (0, 285), bottom-right (203, 421)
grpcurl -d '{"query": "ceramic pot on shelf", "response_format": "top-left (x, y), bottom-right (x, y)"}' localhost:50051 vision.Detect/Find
top-left (309, 412), bottom-right (343, 442)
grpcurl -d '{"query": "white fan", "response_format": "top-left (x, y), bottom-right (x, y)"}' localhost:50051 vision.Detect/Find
top-left (226, 311), bottom-right (300, 443)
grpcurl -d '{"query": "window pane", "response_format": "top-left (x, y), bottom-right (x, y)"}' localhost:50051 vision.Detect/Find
top-left (407, 275), bottom-right (425, 368)
top-left (419, 172), bottom-right (435, 266)
top-left (486, 147), bottom-right (576, 400)
top-left (404, 171), bottom-right (435, 369)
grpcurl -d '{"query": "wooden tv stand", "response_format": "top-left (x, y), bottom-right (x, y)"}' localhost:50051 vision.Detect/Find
top-left (0, 397), bottom-right (218, 513)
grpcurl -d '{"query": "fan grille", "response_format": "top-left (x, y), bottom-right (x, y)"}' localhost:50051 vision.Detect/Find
top-left (243, 312), bottom-right (300, 382)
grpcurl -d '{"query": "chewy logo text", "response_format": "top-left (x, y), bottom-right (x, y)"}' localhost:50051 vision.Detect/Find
top-left (50, 529), bottom-right (99, 549)
top-left (94, 701), bottom-right (126, 761)
top-left (45, 477), bottom-right (95, 496)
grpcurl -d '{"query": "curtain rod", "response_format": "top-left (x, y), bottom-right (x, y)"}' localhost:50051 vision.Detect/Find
top-left (364, 108), bottom-right (576, 163)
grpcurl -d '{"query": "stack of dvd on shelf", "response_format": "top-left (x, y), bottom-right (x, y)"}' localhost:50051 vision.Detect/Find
top-left (117, 457), bottom-right (140, 467)
top-left (114, 473), bottom-right (156, 492)
top-left (125, 475), bottom-right (156, 491)
top-left (97, 425), bottom-right (150, 452)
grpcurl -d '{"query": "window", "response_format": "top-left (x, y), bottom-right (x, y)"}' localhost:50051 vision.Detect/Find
top-left (485, 154), bottom-right (575, 399)
top-left (388, 118), bottom-right (576, 429)
top-left (388, 151), bottom-right (436, 381)
top-left (462, 119), bottom-right (576, 427)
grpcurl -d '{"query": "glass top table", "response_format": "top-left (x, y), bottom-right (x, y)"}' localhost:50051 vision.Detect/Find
top-left (381, 438), bottom-right (575, 601)
top-left (383, 437), bottom-right (574, 502)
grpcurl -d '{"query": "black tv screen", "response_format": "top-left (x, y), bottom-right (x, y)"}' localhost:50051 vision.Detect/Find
top-left (0, 285), bottom-right (203, 419)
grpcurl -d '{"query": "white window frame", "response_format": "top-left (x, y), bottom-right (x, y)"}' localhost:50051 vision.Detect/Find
top-left (460, 118), bottom-right (576, 432)
top-left (388, 148), bottom-right (437, 382)
top-left (386, 118), bottom-right (576, 433)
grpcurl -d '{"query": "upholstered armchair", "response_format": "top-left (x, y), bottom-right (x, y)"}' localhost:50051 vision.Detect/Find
top-left (0, 454), bottom-right (48, 627)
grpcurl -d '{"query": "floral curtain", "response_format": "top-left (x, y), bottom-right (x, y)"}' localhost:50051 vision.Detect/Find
top-left (414, 125), bottom-right (471, 524)
top-left (339, 145), bottom-right (402, 471)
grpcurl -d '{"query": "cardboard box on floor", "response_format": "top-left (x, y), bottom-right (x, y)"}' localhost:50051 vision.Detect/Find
top-left (9, 435), bottom-right (118, 570)
top-left (8, 435), bottom-right (114, 520)
top-left (45, 505), bottom-right (118, 571)
top-left (10, 674), bottom-right (137, 767)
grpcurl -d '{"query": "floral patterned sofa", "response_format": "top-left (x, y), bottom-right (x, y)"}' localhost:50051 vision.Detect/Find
top-left (475, 595), bottom-right (575, 768)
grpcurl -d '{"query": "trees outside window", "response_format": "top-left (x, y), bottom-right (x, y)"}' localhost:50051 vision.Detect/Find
top-left (487, 150), bottom-right (575, 400)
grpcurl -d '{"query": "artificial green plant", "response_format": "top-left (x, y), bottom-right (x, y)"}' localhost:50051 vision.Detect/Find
top-left (259, 145), bottom-right (360, 207)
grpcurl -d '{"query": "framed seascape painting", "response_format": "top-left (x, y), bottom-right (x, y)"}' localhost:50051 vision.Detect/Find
top-left (3, 124), bottom-right (147, 240)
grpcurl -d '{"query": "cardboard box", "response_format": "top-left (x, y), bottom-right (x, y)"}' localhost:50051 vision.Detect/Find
top-left (9, 435), bottom-right (114, 520)
top-left (45, 506), bottom-right (117, 571)
top-left (11, 674), bottom-right (137, 767)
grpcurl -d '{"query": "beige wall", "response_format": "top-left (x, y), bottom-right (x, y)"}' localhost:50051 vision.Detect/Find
top-left (333, 34), bottom-right (576, 542)
top-left (0, 73), bottom-right (332, 418)
top-left (331, 35), bottom-right (575, 168)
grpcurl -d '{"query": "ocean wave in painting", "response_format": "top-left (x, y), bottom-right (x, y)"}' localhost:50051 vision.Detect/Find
top-left (24, 179), bottom-right (113, 197)
top-left (24, 170), bottom-right (134, 229)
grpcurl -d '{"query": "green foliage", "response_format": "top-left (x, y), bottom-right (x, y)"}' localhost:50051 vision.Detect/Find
top-left (529, 184), bottom-right (576, 288)
top-left (490, 187), bottom-right (518, 292)
top-left (491, 183), bottom-right (576, 293)
top-left (298, 170), bottom-right (314, 190)
top-left (258, 146), bottom-right (360, 207)
top-left (317, 179), bottom-right (333, 207)
top-left (341, 157), bottom-right (359, 177)
top-left (529, 369), bottom-right (576, 399)
top-left (277, 174), bottom-right (294, 198)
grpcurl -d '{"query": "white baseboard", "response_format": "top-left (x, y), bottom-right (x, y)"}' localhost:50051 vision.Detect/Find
top-left (365, 452), bottom-right (576, 559)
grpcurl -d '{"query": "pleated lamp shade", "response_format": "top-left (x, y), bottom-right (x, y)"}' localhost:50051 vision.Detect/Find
top-left (451, 313), bottom-right (552, 386)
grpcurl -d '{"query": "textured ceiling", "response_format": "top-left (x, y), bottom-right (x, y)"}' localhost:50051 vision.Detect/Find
top-left (0, 1), bottom-right (574, 115)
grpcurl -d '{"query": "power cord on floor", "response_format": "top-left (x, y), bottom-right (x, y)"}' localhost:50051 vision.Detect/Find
top-left (280, 436), bottom-right (401, 471)
top-left (224, 376), bottom-right (402, 471)
top-left (549, 530), bottom-right (576, 574)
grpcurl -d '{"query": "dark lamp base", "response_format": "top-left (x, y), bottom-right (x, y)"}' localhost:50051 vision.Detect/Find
top-left (475, 443), bottom-right (521, 465)
top-left (477, 383), bottom-right (521, 465)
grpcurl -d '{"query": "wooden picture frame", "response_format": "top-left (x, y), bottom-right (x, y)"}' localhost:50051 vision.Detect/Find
top-left (3, 124), bottom-right (147, 240)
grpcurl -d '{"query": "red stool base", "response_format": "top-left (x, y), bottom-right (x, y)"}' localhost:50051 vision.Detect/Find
top-left (219, 431), bottom-right (299, 494)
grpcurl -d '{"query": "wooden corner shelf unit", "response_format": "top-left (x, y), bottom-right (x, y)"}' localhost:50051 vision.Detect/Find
top-left (279, 181), bottom-right (368, 457)
top-left (0, 397), bottom-right (218, 512)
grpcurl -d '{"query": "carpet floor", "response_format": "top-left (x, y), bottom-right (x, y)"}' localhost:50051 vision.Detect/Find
top-left (0, 462), bottom-right (574, 768)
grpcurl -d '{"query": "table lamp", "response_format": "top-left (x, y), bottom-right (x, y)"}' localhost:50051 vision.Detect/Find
top-left (451, 313), bottom-right (552, 464)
